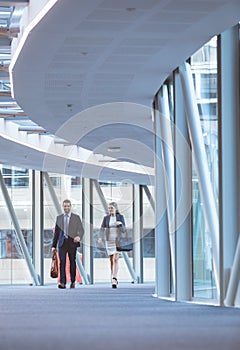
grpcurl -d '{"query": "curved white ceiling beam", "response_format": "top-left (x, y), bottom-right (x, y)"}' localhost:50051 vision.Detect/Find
top-left (0, 117), bottom-right (154, 184)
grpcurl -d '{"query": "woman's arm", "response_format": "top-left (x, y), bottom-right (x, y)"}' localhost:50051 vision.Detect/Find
top-left (116, 214), bottom-right (126, 229)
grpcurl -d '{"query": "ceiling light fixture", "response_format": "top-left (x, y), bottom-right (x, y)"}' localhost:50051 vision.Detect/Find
top-left (107, 146), bottom-right (121, 152)
top-left (126, 8), bottom-right (136, 12)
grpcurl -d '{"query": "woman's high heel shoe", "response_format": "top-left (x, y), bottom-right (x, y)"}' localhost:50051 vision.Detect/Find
top-left (112, 277), bottom-right (118, 288)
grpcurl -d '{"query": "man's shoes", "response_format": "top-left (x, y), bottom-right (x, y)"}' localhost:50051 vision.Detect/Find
top-left (70, 282), bottom-right (75, 289)
top-left (58, 283), bottom-right (66, 289)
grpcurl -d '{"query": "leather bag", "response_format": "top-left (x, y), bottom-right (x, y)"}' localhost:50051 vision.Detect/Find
top-left (50, 251), bottom-right (58, 278)
top-left (116, 229), bottom-right (133, 252)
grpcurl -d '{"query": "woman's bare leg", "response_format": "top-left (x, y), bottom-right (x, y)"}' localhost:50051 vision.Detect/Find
top-left (112, 253), bottom-right (119, 287)
top-left (109, 255), bottom-right (113, 275)
top-left (112, 253), bottom-right (119, 278)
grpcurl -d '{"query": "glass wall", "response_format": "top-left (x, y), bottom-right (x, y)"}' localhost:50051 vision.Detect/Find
top-left (43, 173), bottom-right (83, 285)
top-left (0, 169), bottom-right (154, 286)
top-left (141, 186), bottom-right (155, 282)
top-left (92, 181), bottom-right (134, 283)
top-left (91, 182), bottom-right (155, 284)
top-left (190, 37), bottom-right (218, 299)
top-left (0, 166), bottom-right (32, 284)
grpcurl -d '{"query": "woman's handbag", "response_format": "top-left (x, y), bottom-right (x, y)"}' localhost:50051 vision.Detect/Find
top-left (116, 229), bottom-right (133, 252)
top-left (50, 251), bottom-right (58, 278)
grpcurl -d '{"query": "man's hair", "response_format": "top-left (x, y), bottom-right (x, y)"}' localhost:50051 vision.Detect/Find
top-left (63, 199), bottom-right (71, 205)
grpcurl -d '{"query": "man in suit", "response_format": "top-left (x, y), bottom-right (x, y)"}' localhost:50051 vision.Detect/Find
top-left (52, 199), bottom-right (84, 289)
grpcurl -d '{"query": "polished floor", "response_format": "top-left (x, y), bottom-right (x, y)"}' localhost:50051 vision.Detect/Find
top-left (0, 283), bottom-right (240, 350)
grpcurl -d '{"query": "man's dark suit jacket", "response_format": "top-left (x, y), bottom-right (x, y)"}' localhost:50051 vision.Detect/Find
top-left (52, 212), bottom-right (84, 249)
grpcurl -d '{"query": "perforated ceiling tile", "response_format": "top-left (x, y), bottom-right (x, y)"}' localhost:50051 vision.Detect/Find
top-left (119, 37), bottom-right (168, 47)
top-left (163, 0), bottom-right (225, 13)
top-left (85, 8), bottom-right (144, 21)
top-left (100, 0), bottom-right (161, 10)
top-left (45, 73), bottom-right (86, 81)
top-left (136, 21), bottom-right (191, 34)
top-left (76, 20), bottom-right (130, 32)
top-left (149, 10), bottom-right (204, 23)
top-left (104, 54), bottom-right (149, 64)
top-left (52, 53), bottom-right (97, 63)
top-left (44, 79), bottom-right (84, 89)
top-left (63, 36), bottom-right (113, 47)
top-left (48, 62), bottom-right (92, 72)
top-left (113, 46), bottom-right (164, 55)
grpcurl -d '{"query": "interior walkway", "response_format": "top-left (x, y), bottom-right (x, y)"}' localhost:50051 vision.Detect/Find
top-left (1, 283), bottom-right (240, 350)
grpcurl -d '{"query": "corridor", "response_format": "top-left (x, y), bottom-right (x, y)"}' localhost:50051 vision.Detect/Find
top-left (1, 283), bottom-right (239, 350)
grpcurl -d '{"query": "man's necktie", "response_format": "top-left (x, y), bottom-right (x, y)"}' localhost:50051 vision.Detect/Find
top-left (64, 214), bottom-right (69, 238)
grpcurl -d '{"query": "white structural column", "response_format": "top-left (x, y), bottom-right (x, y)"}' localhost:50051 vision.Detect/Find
top-left (179, 62), bottom-right (220, 295)
top-left (219, 25), bottom-right (240, 306)
top-left (174, 71), bottom-right (192, 301)
top-left (132, 185), bottom-right (143, 283)
top-left (158, 85), bottom-right (176, 289)
top-left (153, 102), bottom-right (171, 297)
top-left (32, 171), bottom-right (44, 285)
top-left (82, 178), bottom-right (93, 284)
top-left (224, 235), bottom-right (240, 306)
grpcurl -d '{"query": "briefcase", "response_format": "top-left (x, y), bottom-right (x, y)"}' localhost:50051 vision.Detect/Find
top-left (50, 251), bottom-right (58, 278)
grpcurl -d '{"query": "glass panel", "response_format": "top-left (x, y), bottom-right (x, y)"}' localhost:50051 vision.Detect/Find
top-left (2, 166), bottom-right (29, 187)
top-left (93, 182), bottom-right (133, 284)
top-left (0, 165), bottom-right (32, 285)
top-left (191, 36), bottom-right (218, 299)
top-left (43, 173), bottom-right (82, 285)
top-left (142, 186), bottom-right (155, 282)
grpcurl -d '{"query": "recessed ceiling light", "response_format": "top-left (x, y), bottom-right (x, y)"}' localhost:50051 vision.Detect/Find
top-left (107, 146), bottom-right (121, 152)
top-left (98, 159), bottom-right (123, 163)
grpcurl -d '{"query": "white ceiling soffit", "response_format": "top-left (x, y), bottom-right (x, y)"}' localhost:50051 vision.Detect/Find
top-left (0, 118), bottom-right (154, 184)
top-left (7, 0), bottom-right (240, 183)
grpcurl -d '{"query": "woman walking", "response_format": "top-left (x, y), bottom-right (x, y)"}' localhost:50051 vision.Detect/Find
top-left (99, 202), bottom-right (126, 288)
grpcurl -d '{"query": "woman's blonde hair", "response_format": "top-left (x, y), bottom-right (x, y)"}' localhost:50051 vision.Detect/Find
top-left (109, 201), bottom-right (120, 214)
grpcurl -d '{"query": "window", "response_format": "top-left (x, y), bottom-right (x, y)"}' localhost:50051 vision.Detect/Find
top-left (2, 166), bottom-right (29, 188)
